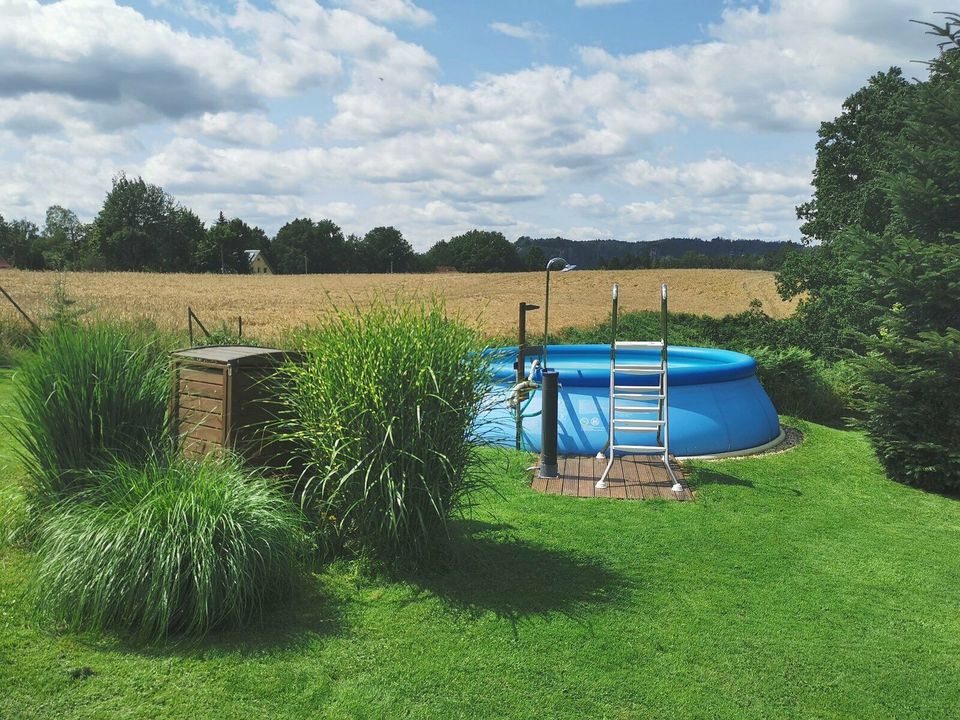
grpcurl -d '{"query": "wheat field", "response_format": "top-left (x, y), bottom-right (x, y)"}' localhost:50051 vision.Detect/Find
top-left (0, 269), bottom-right (796, 340)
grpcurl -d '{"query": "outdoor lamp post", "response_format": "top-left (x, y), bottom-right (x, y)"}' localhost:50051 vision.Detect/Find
top-left (542, 256), bottom-right (576, 372)
top-left (540, 256), bottom-right (576, 479)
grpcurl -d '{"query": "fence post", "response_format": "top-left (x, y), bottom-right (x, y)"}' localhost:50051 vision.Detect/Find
top-left (0, 285), bottom-right (39, 332)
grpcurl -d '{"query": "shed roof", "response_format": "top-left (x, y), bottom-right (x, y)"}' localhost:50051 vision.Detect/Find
top-left (172, 345), bottom-right (297, 367)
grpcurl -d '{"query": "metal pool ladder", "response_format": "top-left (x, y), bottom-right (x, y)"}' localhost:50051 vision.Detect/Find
top-left (596, 283), bottom-right (683, 493)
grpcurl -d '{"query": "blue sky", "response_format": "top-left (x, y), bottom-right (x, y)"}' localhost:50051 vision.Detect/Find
top-left (0, 0), bottom-right (944, 249)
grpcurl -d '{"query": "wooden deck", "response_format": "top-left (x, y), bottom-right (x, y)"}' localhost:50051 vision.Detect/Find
top-left (531, 455), bottom-right (692, 501)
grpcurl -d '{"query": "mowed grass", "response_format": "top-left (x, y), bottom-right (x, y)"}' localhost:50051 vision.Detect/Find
top-left (0, 268), bottom-right (797, 340)
top-left (2, 372), bottom-right (960, 717)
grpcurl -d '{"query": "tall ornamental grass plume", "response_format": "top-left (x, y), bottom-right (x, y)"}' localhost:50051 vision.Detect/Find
top-left (11, 321), bottom-right (169, 504)
top-left (29, 455), bottom-right (309, 643)
top-left (278, 300), bottom-right (493, 571)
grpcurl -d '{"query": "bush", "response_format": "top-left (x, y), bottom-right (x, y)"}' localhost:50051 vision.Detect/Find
top-left (278, 301), bottom-right (492, 571)
top-left (29, 456), bottom-right (308, 643)
top-left (11, 322), bottom-right (169, 504)
top-left (555, 304), bottom-right (810, 358)
top-left (857, 330), bottom-right (960, 491)
top-left (750, 346), bottom-right (850, 424)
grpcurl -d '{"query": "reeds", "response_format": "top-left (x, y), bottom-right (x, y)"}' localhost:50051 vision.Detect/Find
top-left (278, 300), bottom-right (492, 570)
top-left (11, 321), bottom-right (169, 504)
top-left (29, 455), bottom-right (308, 643)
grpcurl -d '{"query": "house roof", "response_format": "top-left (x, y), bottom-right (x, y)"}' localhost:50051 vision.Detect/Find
top-left (244, 249), bottom-right (273, 271)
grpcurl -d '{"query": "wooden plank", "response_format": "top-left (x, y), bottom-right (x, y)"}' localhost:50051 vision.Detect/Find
top-left (632, 457), bottom-right (658, 499)
top-left (178, 407), bottom-right (223, 430)
top-left (181, 437), bottom-right (222, 456)
top-left (545, 466), bottom-right (564, 496)
top-left (563, 456), bottom-right (580, 496)
top-left (180, 423), bottom-right (223, 443)
top-left (527, 454), bottom-right (691, 502)
top-left (608, 457), bottom-right (629, 499)
top-left (179, 379), bottom-right (224, 400)
top-left (179, 367), bottom-right (223, 385)
top-left (179, 395), bottom-right (223, 414)
top-left (621, 456), bottom-right (642, 500)
top-left (578, 456), bottom-right (597, 498)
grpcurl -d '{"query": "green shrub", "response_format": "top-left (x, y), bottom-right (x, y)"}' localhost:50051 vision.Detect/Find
top-left (555, 304), bottom-right (810, 358)
top-left (29, 456), bottom-right (308, 643)
top-left (750, 346), bottom-right (850, 424)
top-left (11, 322), bottom-right (169, 504)
top-left (857, 330), bottom-right (960, 491)
top-left (278, 301), bottom-right (492, 571)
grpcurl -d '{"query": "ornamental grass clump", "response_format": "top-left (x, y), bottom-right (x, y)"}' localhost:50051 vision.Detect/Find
top-left (11, 321), bottom-right (169, 504)
top-left (30, 455), bottom-right (308, 643)
top-left (278, 301), bottom-right (493, 571)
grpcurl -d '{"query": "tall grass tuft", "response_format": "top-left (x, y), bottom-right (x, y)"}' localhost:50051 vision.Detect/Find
top-left (11, 321), bottom-right (169, 504)
top-left (278, 300), bottom-right (493, 571)
top-left (29, 455), bottom-right (308, 643)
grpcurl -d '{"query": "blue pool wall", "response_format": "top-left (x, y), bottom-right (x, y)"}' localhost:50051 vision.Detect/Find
top-left (477, 344), bottom-right (781, 457)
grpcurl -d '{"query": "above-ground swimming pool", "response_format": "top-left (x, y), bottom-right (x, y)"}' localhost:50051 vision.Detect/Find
top-left (477, 344), bottom-right (782, 458)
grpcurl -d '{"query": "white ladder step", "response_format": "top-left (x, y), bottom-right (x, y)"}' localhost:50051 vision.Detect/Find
top-left (615, 341), bottom-right (663, 347)
top-left (615, 365), bottom-right (664, 374)
top-left (614, 419), bottom-right (665, 428)
top-left (613, 389), bottom-right (664, 398)
top-left (613, 405), bottom-right (660, 413)
top-left (611, 444), bottom-right (665, 452)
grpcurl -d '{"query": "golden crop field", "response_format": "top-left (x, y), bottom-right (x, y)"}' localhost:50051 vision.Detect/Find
top-left (0, 269), bottom-right (796, 340)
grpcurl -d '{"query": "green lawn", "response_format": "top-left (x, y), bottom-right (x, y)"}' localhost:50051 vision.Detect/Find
top-left (2, 367), bottom-right (960, 718)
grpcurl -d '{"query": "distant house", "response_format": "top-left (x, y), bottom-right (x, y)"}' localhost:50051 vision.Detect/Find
top-left (0, 257), bottom-right (10, 270)
top-left (245, 249), bottom-right (273, 275)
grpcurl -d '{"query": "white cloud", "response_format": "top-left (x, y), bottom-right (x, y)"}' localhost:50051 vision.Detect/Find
top-left (489, 21), bottom-right (547, 41)
top-left (177, 112), bottom-right (281, 147)
top-left (334, 0), bottom-right (434, 27)
top-left (0, 0), bottom-right (944, 247)
top-left (0, 0), bottom-right (356, 126)
top-left (622, 157), bottom-right (811, 197)
top-left (567, 225), bottom-right (612, 240)
top-left (580, 0), bottom-right (939, 132)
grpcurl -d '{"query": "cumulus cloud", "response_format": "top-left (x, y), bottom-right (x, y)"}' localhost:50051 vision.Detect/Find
top-left (0, 0), bottom-right (944, 246)
top-left (622, 157), bottom-right (811, 197)
top-left (334, 0), bottom-right (434, 26)
top-left (0, 0), bottom-right (338, 125)
top-left (176, 112), bottom-right (281, 147)
top-left (580, 0), bottom-right (938, 132)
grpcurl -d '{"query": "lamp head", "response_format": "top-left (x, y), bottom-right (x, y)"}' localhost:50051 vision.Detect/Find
top-left (545, 256), bottom-right (574, 272)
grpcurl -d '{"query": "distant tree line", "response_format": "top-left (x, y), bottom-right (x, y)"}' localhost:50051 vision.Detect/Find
top-left (0, 174), bottom-right (798, 274)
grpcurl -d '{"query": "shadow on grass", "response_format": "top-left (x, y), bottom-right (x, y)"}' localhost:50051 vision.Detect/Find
top-left (93, 575), bottom-right (346, 659)
top-left (687, 467), bottom-right (803, 497)
top-left (411, 520), bottom-right (628, 634)
top-left (688, 469), bottom-right (755, 490)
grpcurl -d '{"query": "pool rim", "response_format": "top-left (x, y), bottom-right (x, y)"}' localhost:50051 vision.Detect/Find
top-left (491, 343), bottom-right (759, 386)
